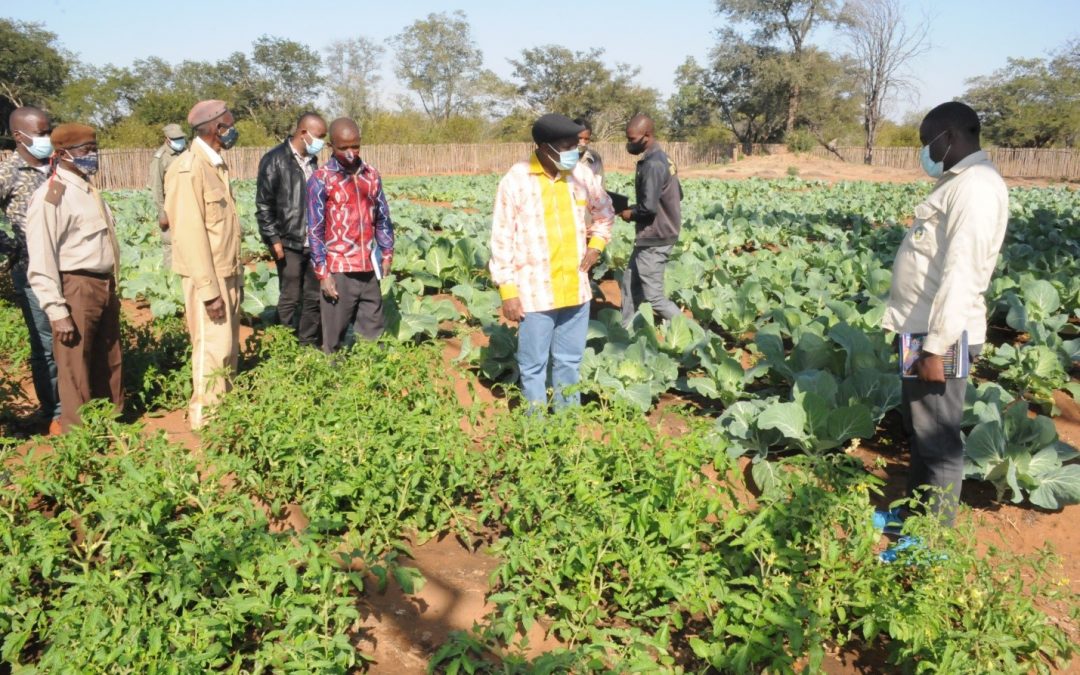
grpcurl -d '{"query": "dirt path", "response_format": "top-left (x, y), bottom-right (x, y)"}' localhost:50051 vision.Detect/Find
top-left (684, 152), bottom-right (1078, 189)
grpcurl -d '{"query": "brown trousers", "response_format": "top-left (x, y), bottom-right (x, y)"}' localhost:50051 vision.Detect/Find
top-left (55, 272), bottom-right (124, 432)
top-left (182, 274), bottom-right (241, 430)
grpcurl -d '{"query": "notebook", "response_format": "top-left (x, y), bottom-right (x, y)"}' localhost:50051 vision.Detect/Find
top-left (899, 331), bottom-right (969, 379)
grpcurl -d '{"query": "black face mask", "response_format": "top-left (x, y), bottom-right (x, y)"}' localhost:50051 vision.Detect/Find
top-left (626, 139), bottom-right (647, 155)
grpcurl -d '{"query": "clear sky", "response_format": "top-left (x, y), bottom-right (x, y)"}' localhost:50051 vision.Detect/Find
top-left (6, 0), bottom-right (1078, 122)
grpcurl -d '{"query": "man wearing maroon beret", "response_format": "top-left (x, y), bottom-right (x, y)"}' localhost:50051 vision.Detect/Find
top-left (164, 100), bottom-right (242, 430)
top-left (25, 123), bottom-right (124, 432)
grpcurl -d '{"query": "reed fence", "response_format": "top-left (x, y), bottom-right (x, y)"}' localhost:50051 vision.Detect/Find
top-left (2, 142), bottom-right (1077, 190)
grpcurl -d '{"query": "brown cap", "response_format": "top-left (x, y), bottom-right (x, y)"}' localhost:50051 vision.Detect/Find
top-left (162, 123), bottom-right (184, 139)
top-left (51, 123), bottom-right (96, 150)
top-left (187, 100), bottom-right (228, 127)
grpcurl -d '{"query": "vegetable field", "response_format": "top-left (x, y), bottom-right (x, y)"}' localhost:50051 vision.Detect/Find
top-left (2, 173), bottom-right (1078, 673)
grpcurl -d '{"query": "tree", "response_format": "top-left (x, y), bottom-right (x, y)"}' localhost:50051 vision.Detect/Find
top-left (507, 46), bottom-right (662, 139)
top-left (714, 0), bottom-right (837, 134)
top-left (392, 11), bottom-right (483, 122)
top-left (324, 36), bottom-right (384, 120)
top-left (701, 31), bottom-right (792, 145)
top-left (0, 19), bottom-right (69, 139)
top-left (840, 0), bottom-right (929, 163)
top-left (963, 40), bottom-right (1080, 148)
top-left (669, 57), bottom-right (724, 141)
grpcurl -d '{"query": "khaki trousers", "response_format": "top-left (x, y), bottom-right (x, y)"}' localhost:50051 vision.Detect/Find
top-left (183, 274), bottom-right (241, 430)
top-left (55, 272), bottom-right (124, 432)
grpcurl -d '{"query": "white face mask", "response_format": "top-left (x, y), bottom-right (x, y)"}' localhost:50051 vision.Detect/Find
top-left (919, 130), bottom-right (949, 179)
top-left (18, 132), bottom-right (53, 160)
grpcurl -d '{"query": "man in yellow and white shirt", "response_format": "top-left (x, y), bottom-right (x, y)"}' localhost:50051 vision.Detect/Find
top-left (490, 113), bottom-right (614, 409)
top-left (882, 101), bottom-right (1009, 527)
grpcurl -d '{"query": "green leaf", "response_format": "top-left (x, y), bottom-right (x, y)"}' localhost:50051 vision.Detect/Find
top-left (757, 401), bottom-right (808, 443)
top-left (1028, 464), bottom-right (1080, 510)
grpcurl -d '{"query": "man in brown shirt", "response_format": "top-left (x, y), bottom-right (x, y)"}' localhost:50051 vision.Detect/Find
top-left (164, 100), bottom-right (242, 430)
top-left (25, 123), bottom-right (123, 433)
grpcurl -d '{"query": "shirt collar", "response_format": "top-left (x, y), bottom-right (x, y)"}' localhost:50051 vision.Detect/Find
top-left (944, 149), bottom-right (989, 177)
top-left (326, 155), bottom-right (366, 175)
top-left (55, 166), bottom-right (92, 192)
top-left (288, 139), bottom-right (313, 164)
top-left (529, 151), bottom-right (568, 179)
top-left (194, 136), bottom-right (224, 167)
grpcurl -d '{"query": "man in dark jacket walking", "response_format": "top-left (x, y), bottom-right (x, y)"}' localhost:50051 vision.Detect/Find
top-left (618, 114), bottom-right (683, 324)
top-left (256, 112), bottom-right (327, 346)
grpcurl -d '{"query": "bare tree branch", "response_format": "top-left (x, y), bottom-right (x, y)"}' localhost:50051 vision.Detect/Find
top-left (841, 0), bottom-right (931, 164)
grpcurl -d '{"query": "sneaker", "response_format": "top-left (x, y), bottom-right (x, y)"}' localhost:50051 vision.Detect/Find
top-left (878, 535), bottom-right (948, 565)
top-left (47, 419), bottom-right (63, 436)
top-left (872, 508), bottom-right (905, 536)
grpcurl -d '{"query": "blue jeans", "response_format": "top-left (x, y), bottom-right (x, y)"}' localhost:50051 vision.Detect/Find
top-left (516, 302), bottom-right (590, 409)
top-left (11, 261), bottom-right (60, 420)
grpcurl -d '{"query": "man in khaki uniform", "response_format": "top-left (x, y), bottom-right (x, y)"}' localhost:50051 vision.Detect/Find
top-left (164, 100), bottom-right (242, 430)
top-left (147, 123), bottom-right (187, 267)
top-left (25, 123), bottom-right (123, 432)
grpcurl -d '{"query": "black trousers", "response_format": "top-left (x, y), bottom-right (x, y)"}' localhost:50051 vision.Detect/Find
top-left (320, 271), bottom-right (384, 353)
top-left (276, 248), bottom-right (321, 347)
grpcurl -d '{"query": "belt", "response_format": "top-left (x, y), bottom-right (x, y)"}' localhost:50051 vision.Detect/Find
top-left (61, 269), bottom-right (114, 280)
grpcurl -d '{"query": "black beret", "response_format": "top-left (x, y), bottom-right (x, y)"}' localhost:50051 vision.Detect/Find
top-left (531, 114), bottom-right (584, 144)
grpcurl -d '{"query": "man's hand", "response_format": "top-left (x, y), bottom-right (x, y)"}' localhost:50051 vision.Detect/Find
top-left (501, 297), bottom-right (525, 322)
top-left (579, 247), bottom-right (601, 272)
top-left (320, 276), bottom-right (339, 302)
top-left (51, 316), bottom-right (78, 347)
top-left (619, 208), bottom-right (633, 222)
top-left (271, 242), bottom-right (285, 260)
top-left (204, 296), bottom-right (226, 322)
top-left (915, 352), bottom-right (947, 383)
top-left (381, 256), bottom-right (392, 279)
top-left (158, 214), bottom-right (169, 231)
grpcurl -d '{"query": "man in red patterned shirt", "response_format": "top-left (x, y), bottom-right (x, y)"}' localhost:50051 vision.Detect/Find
top-left (306, 118), bottom-right (393, 353)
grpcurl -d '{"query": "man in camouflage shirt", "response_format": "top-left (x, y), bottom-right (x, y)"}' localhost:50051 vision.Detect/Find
top-left (147, 123), bottom-right (188, 267)
top-left (0, 106), bottom-right (60, 433)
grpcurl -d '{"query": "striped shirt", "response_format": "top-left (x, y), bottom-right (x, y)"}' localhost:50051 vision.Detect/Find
top-left (489, 153), bottom-right (614, 313)
top-left (306, 157), bottom-right (393, 280)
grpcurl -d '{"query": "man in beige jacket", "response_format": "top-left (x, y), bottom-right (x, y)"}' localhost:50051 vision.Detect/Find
top-left (165, 100), bottom-right (242, 430)
top-left (25, 123), bottom-right (123, 432)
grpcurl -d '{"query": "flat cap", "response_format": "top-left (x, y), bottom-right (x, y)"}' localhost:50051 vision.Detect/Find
top-left (162, 123), bottom-right (184, 139)
top-left (187, 100), bottom-right (228, 127)
top-left (532, 113), bottom-right (584, 144)
top-left (51, 123), bottom-right (96, 150)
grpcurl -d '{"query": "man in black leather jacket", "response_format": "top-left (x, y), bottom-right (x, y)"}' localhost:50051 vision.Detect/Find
top-left (256, 112), bottom-right (327, 346)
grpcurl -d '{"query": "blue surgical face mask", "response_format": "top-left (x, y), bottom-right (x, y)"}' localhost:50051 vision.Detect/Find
top-left (218, 125), bottom-right (239, 150)
top-left (919, 130), bottom-right (949, 179)
top-left (169, 137), bottom-right (186, 152)
top-left (66, 151), bottom-right (99, 176)
top-left (19, 132), bottom-right (53, 160)
top-left (303, 130), bottom-right (325, 156)
top-left (548, 143), bottom-right (580, 171)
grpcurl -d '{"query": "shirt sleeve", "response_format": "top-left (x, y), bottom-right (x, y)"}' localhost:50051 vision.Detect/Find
top-left (489, 174), bottom-right (518, 301)
top-left (583, 169), bottom-right (613, 251)
top-left (148, 152), bottom-right (166, 221)
top-left (255, 152), bottom-right (281, 248)
top-left (306, 173), bottom-right (329, 279)
top-left (923, 181), bottom-right (1006, 354)
top-left (629, 159), bottom-right (666, 224)
top-left (166, 166), bottom-right (221, 302)
top-left (372, 175), bottom-right (394, 259)
top-left (0, 165), bottom-right (18, 257)
top-left (25, 190), bottom-right (69, 321)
